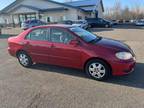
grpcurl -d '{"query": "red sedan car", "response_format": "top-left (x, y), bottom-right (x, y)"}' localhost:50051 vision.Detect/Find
top-left (8, 24), bottom-right (136, 80)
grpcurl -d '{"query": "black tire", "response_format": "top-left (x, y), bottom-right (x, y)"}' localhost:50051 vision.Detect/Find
top-left (17, 51), bottom-right (33, 68)
top-left (85, 59), bottom-right (111, 81)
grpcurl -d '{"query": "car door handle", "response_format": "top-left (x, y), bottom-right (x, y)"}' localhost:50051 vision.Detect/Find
top-left (51, 44), bottom-right (56, 48)
top-left (46, 46), bottom-right (50, 48)
top-left (47, 45), bottom-right (56, 48)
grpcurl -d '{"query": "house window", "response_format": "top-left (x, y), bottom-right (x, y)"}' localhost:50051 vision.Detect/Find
top-left (19, 14), bottom-right (36, 23)
top-left (60, 16), bottom-right (66, 21)
top-left (46, 16), bottom-right (53, 23)
top-left (27, 14), bottom-right (36, 20)
top-left (47, 17), bottom-right (50, 22)
top-left (19, 15), bottom-right (26, 23)
top-left (63, 16), bottom-right (66, 21)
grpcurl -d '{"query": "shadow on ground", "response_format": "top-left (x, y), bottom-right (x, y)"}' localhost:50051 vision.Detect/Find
top-left (30, 62), bottom-right (144, 89)
top-left (31, 64), bottom-right (88, 79)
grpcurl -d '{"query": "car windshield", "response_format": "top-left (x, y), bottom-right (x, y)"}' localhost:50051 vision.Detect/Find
top-left (69, 27), bottom-right (98, 42)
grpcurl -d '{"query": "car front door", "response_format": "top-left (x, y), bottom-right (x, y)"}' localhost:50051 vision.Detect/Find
top-left (48, 27), bottom-right (82, 69)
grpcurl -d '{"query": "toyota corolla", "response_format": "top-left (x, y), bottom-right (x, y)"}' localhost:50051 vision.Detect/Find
top-left (8, 24), bottom-right (136, 80)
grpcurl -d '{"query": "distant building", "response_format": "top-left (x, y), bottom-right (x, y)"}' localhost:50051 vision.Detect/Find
top-left (0, 0), bottom-right (104, 26)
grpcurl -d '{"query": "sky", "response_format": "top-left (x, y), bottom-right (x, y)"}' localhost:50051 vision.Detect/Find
top-left (0, 0), bottom-right (144, 11)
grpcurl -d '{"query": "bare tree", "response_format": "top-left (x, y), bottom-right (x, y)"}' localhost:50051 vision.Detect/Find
top-left (104, 0), bottom-right (144, 20)
top-left (121, 6), bottom-right (131, 20)
top-left (104, 7), bottom-right (114, 20)
top-left (111, 0), bottom-right (122, 20)
top-left (132, 3), bottom-right (143, 19)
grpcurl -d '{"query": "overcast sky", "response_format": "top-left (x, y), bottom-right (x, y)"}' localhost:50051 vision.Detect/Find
top-left (0, 0), bottom-right (144, 10)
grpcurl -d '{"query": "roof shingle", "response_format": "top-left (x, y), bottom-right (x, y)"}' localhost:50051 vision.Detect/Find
top-left (65, 0), bottom-right (99, 7)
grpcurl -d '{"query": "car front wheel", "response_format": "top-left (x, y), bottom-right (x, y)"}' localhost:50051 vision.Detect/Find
top-left (85, 59), bottom-right (111, 81)
top-left (17, 51), bottom-right (33, 67)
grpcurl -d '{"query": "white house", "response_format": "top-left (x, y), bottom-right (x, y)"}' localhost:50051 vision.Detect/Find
top-left (0, 0), bottom-right (104, 26)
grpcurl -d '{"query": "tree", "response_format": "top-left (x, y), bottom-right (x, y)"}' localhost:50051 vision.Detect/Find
top-left (104, 0), bottom-right (144, 20)
top-left (130, 3), bottom-right (144, 20)
top-left (113, 0), bottom-right (122, 19)
top-left (122, 6), bottom-right (131, 20)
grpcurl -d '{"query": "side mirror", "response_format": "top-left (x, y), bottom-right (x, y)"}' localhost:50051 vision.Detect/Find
top-left (69, 39), bottom-right (79, 46)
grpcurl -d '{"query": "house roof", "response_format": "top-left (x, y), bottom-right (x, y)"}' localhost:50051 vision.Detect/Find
top-left (17, 5), bottom-right (41, 11)
top-left (0, 0), bottom-right (84, 13)
top-left (66, 0), bottom-right (104, 12)
top-left (45, 0), bottom-right (84, 11)
top-left (8, 4), bottom-right (68, 13)
top-left (80, 7), bottom-right (95, 12)
top-left (7, 4), bottom-right (41, 13)
top-left (65, 0), bottom-right (100, 7)
top-left (0, 0), bottom-right (104, 13)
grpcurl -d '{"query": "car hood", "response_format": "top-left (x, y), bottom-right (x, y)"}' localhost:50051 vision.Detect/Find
top-left (96, 37), bottom-right (130, 51)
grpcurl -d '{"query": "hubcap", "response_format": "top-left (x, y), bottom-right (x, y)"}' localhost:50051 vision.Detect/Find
top-left (19, 54), bottom-right (29, 66)
top-left (106, 25), bottom-right (108, 28)
top-left (89, 63), bottom-right (106, 79)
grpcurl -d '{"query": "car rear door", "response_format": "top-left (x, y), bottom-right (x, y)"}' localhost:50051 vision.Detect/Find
top-left (48, 27), bottom-right (82, 69)
top-left (24, 28), bottom-right (52, 63)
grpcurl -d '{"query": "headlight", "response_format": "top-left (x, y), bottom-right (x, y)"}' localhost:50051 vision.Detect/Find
top-left (116, 52), bottom-right (132, 60)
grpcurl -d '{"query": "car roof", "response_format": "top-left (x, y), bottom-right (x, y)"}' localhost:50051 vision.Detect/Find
top-left (31, 24), bottom-right (74, 29)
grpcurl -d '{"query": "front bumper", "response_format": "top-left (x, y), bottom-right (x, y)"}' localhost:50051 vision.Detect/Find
top-left (111, 59), bottom-right (136, 76)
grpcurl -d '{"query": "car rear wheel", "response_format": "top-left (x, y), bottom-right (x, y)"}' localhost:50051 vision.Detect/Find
top-left (85, 59), bottom-right (111, 81)
top-left (17, 51), bottom-right (33, 67)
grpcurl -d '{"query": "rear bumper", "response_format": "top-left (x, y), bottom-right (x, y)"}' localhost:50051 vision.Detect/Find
top-left (111, 60), bottom-right (136, 76)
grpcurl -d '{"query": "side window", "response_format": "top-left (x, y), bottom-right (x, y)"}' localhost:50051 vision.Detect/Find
top-left (50, 28), bottom-right (74, 44)
top-left (100, 19), bottom-right (103, 22)
top-left (26, 28), bottom-right (49, 41)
